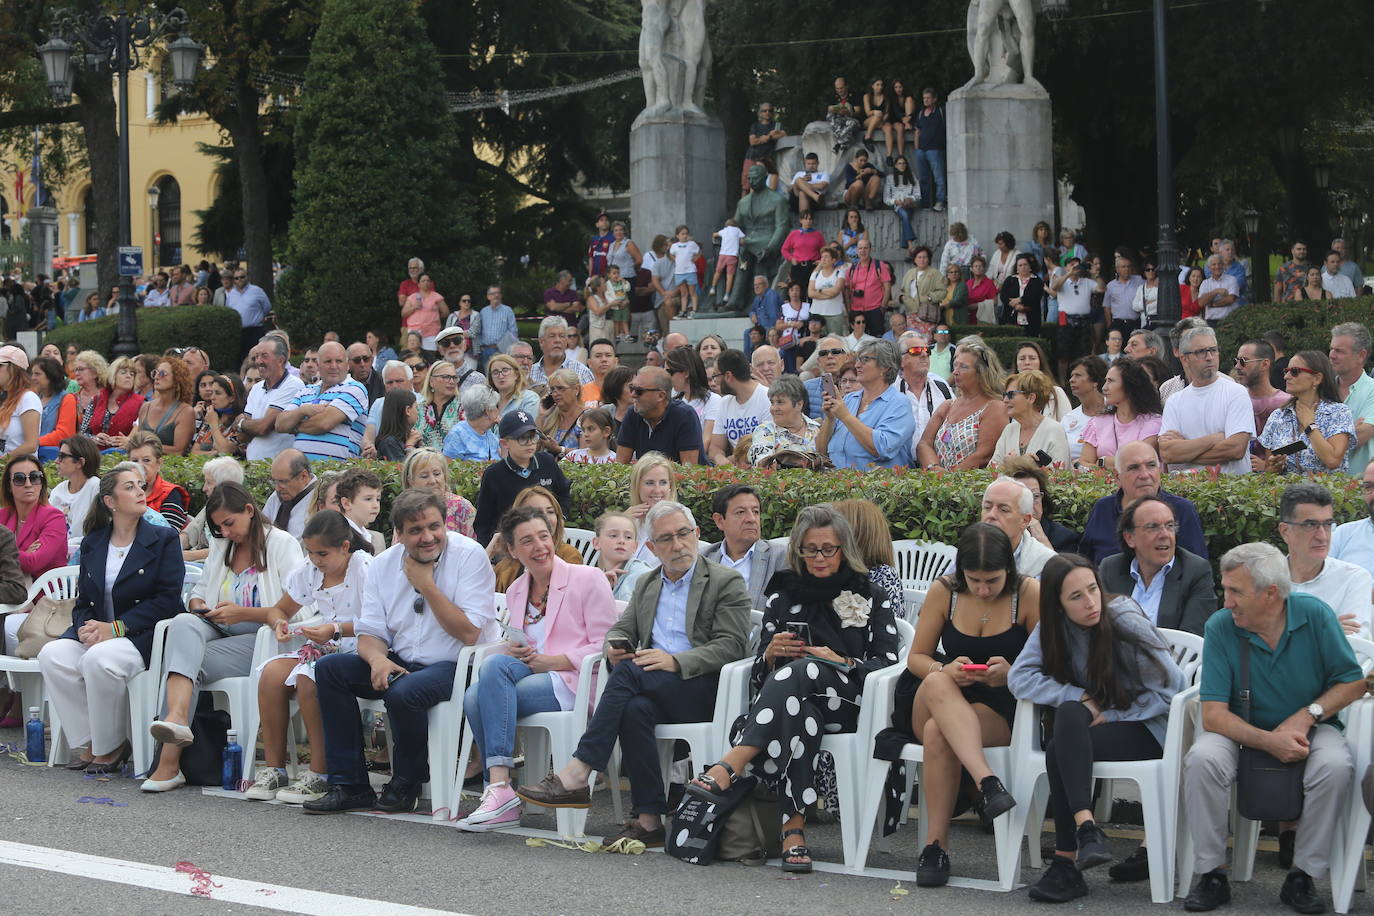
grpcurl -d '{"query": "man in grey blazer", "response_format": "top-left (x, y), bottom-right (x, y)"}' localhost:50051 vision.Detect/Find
top-left (1098, 494), bottom-right (1217, 635)
top-left (700, 484), bottom-right (785, 610)
top-left (516, 500), bottom-right (751, 848)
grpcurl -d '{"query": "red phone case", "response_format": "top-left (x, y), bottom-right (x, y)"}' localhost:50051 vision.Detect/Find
top-left (960, 663), bottom-right (989, 671)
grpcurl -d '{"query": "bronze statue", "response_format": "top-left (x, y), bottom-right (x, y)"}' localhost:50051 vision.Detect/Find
top-left (714, 164), bottom-right (789, 313)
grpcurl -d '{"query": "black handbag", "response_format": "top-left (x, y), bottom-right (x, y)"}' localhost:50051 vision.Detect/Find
top-left (1234, 637), bottom-right (1306, 822)
top-left (666, 773), bottom-right (758, 866)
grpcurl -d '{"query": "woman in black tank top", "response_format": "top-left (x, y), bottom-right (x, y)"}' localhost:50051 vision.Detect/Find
top-left (904, 523), bottom-right (1040, 887)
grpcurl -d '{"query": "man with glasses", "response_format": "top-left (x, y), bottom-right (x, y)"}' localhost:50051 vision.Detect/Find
top-left (615, 367), bottom-right (702, 464)
top-left (1079, 440), bottom-right (1207, 565)
top-left (516, 500), bottom-right (750, 849)
top-left (225, 267), bottom-right (272, 362)
top-left (1099, 495), bottom-right (1215, 634)
top-left (1280, 482), bottom-right (1372, 639)
top-left (896, 330), bottom-right (950, 448)
top-left (361, 361), bottom-right (415, 458)
top-left (346, 341), bottom-right (385, 407)
top-left (804, 336), bottom-right (849, 419)
top-left (1333, 458), bottom-right (1374, 572)
top-left (275, 341), bottom-right (369, 461)
top-left (240, 337), bottom-right (305, 463)
top-left (308, 489), bottom-right (497, 815)
top-left (1159, 326), bottom-right (1253, 475)
top-left (261, 448), bottom-right (317, 539)
top-left (1328, 322), bottom-right (1374, 476)
top-left (396, 256), bottom-right (424, 306)
top-left (529, 316), bottom-right (594, 390)
top-left (434, 327), bottom-right (485, 392)
top-left (1233, 340), bottom-right (1286, 464)
top-left (509, 341), bottom-right (535, 376)
top-left (472, 410), bottom-right (570, 546)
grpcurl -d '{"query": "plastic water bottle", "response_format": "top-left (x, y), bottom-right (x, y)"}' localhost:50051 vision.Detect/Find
top-left (221, 731), bottom-right (243, 791)
top-left (25, 707), bottom-right (45, 763)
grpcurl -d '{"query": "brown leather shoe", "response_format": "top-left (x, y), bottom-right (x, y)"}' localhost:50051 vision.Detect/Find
top-left (514, 773), bottom-right (591, 809)
top-left (608, 819), bottom-right (665, 849)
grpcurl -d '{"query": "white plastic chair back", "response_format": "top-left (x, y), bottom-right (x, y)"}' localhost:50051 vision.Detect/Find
top-left (892, 540), bottom-right (957, 593)
top-left (1158, 628), bottom-right (1205, 682)
top-left (563, 527), bottom-right (599, 566)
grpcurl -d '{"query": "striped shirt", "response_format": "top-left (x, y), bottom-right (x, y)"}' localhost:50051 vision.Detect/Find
top-left (290, 378), bottom-right (368, 461)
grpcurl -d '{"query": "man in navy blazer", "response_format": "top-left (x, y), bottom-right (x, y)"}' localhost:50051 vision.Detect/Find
top-left (1098, 494), bottom-right (1216, 635)
top-left (1079, 441), bottom-right (1207, 566)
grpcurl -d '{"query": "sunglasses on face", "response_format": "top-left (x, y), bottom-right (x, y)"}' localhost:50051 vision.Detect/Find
top-left (56, 451), bottom-right (77, 461)
top-left (349, 355), bottom-right (371, 364)
top-left (1284, 366), bottom-right (1318, 377)
top-left (10, 471), bottom-right (43, 487)
top-left (817, 348), bottom-right (846, 358)
top-left (630, 386), bottom-right (663, 396)
top-left (154, 369), bottom-right (170, 378)
top-left (904, 346), bottom-right (930, 357)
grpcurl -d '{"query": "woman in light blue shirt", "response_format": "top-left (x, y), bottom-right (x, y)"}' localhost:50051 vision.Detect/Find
top-left (442, 384), bottom-right (501, 462)
top-left (815, 339), bottom-right (914, 469)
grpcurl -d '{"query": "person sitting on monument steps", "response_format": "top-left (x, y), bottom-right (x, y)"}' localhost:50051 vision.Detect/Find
top-left (514, 500), bottom-right (751, 850)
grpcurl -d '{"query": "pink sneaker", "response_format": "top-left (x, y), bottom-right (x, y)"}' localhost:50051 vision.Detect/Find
top-left (457, 782), bottom-right (522, 832)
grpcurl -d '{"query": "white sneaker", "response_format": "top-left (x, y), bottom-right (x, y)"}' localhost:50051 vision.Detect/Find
top-left (457, 782), bottom-right (522, 832)
top-left (244, 767), bottom-right (289, 800)
top-left (276, 772), bottom-right (329, 804)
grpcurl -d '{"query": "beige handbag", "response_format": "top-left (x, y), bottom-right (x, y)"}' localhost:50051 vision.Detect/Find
top-left (15, 594), bottom-right (74, 659)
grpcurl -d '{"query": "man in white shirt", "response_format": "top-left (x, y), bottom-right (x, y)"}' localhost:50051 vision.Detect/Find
top-left (1281, 482), bottom-right (1372, 638)
top-left (1159, 326), bottom-right (1254, 475)
top-left (708, 349), bottom-right (770, 465)
top-left (1334, 458), bottom-right (1374, 573)
top-left (1049, 258), bottom-right (1094, 363)
top-left (897, 330), bottom-right (950, 456)
top-left (699, 484), bottom-right (784, 610)
top-left (1196, 255), bottom-right (1239, 322)
top-left (982, 477), bottom-right (1054, 577)
top-left (240, 337), bottom-right (305, 462)
top-left (143, 272), bottom-right (171, 308)
top-left (307, 490), bottom-right (497, 815)
top-left (789, 152), bottom-right (830, 214)
top-left (261, 449), bottom-right (316, 539)
top-left (1321, 249), bottom-right (1358, 299)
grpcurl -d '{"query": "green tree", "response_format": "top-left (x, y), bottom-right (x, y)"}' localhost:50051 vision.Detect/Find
top-left (278, 0), bottom-right (487, 344)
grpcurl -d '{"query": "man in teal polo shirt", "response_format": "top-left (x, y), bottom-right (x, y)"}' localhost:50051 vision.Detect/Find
top-left (1182, 542), bottom-right (1364, 914)
top-left (1330, 322), bottom-right (1374, 477)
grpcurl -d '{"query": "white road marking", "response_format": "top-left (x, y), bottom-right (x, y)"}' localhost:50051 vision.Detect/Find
top-left (0, 840), bottom-right (471, 915)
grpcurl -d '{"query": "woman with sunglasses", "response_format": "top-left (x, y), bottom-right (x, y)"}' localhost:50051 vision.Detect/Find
top-left (0, 450), bottom-right (71, 691)
top-left (990, 370), bottom-right (1071, 468)
top-left (1130, 262), bottom-right (1161, 327)
top-left (445, 294), bottom-right (477, 333)
top-left (133, 356), bottom-right (194, 456)
top-left (1257, 350), bottom-right (1356, 473)
top-left (51, 434), bottom-right (101, 544)
top-left (1078, 359), bottom-right (1162, 472)
top-left (142, 481), bottom-right (306, 792)
top-left (665, 346), bottom-right (721, 442)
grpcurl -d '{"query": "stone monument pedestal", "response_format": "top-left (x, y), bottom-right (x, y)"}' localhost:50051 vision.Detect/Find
top-left (947, 86), bottom-right (1053, 250)
top-left (630, 113), bottom-right (725, 245)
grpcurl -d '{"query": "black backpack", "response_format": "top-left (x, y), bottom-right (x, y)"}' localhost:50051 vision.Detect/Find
top-left (149, 702), bottom-right (231, 786)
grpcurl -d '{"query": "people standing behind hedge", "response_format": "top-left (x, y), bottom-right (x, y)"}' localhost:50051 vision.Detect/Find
top-left (990, 370), bottom-right (1071, 468)
top-left (918, 340), bottom-right (1007, 470)
top-left (31, 356), bottom-right (75, 462)
top-left (126, 431), bottom-right (190, 531)
top-left (1077, 358), bottom-right (1162, 471)
top-left (132, 355), bottom-right (194, 456)
top-left (189, 373), bottom-right (246, 458)
top-left (747, 375), bottom-right (819, 465)
top-left (239, 337), bottom-right (305, 463)
top-left (1008, 554), bottom-right (1186, 903)
top-left (1257, 350), bottom-right (1356, 474)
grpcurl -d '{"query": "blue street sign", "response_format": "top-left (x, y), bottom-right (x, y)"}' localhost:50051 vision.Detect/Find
top-left (118, 246), bottom-right (143, 277)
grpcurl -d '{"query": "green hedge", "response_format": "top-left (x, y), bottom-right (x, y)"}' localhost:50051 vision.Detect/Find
top-left (948, 324), bottom-right (1054, 369)
top-left (1217, 297), bottom-right (1374, 359)
top-left (45, 305), bottom-right (245, 372)
top-left (136, 455), bottom-right (1362, 565)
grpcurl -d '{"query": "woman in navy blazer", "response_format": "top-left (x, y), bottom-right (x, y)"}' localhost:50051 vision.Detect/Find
top-left (38, 462), bottom-right (184, 775)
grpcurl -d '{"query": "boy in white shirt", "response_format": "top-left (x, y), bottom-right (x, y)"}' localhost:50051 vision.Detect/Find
top-left (709, 219), bottom-right (747, 301)
top-left (668, 224), bottom-right (702, 317)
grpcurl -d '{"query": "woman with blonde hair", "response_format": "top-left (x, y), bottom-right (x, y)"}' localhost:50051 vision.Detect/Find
top-left (492, 485), bottom-right (585, 592)
top-left (76, 353), bottom-right (141, 447)
top-left (833, 498), bottom-right (906, 618)
top-left (536, 367), bottom-right (588, 457)
top-left (487, 353), bottom-right (539, 418)
top-left (917, 340), bottom-right (1007, 470)
top-left (989, 369), bottom-right (1071, 468)
top-left (414, 357), bottom-right (462, 451)
top-left (627, 451), bottom-right (676, 560)
top-left (400, 448), bottom-right (475, 539)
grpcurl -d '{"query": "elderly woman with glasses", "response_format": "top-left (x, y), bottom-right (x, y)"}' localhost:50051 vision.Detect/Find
top-left (415, 358), bottom-right (462, 451)
top-left (687, 504), bottom-right (900, 873)
top-left (748, 375), bottom-right (820, 465)
top-left (817, 339), bottom-right (914, 469)
top-left (1257, 350), bottom-right (1356, 473)
top-left (536, 368), bottom-right (589, 457)
top-left (990, 370), bottom-right (1071, 468)
top-left (443, 385), bottom-right (501, 462)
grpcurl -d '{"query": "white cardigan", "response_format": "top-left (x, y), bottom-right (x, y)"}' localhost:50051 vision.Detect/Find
top-left (192, 526), bottom-right (308, 619)
top-left (989, 417), bottom-right (1072, 469)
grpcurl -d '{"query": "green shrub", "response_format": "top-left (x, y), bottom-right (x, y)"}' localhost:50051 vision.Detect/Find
top-left (45, 306), bottom-right (244, 372)
top-left (1217, 297), bottom-right (1374, 359)
top-left (143, 455), bottom-right (1362, 570)
top-left (948, 325), bottom-right (1055, 369)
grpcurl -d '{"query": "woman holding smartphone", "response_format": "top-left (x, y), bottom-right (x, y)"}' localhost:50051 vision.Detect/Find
top-left (457, 505), bottom-right (617, 833)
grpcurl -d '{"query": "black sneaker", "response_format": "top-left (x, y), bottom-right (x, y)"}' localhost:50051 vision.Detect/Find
top-left (375, 778), bottom-right (421, 813)
top-left (1074, 821), bottom-right (1112, 871)
top-left (916, 841), bottom-right (951, 887)
top-left (978, 774), bottom-right (1016, 821)
top-left (1108, 844), bottom-right (1150, 882)
top-left (1184, 870), bottom-right (1232, 912)
top-left (1278, 829), bottom-right (1297, 869)
top-left (1280, 868), bottom-right (1327, 914)
top-left (1028, 855), bottom-right (1088, 903)
top-left (302, 783), bottom-right (376, 815)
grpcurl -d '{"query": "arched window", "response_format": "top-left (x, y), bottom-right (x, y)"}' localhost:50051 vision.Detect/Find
top-left (83, 187), bottom-right (98, 253)
top-left (155, 175), bottom-right (181, 266)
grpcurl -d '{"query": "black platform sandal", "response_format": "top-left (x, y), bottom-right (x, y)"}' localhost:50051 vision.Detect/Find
top-left (781, 827), bottom-right (813, 873)
top-left (685, 759), bottom-right (737, 804)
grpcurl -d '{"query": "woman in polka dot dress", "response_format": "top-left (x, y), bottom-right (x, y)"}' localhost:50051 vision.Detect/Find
top-left (685, 504), bottom-right (900, 873)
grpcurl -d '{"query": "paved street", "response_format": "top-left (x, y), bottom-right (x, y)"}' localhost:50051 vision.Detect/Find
top-left (0, 727), bottom-right (1345, 914)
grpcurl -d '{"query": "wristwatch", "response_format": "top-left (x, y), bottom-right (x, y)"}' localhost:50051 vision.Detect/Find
top-left (1304, 424), bottom-right (1315, 437)
top-left (1307, 702), bottom-right (1324, 722)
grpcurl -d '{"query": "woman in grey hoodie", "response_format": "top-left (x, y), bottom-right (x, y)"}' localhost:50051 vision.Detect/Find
top-left (1009, 553), bottom-right (1187, 904)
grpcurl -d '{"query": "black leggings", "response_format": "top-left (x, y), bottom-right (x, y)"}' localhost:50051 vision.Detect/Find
top-left (1044, 700), bottom-right (1161, 852)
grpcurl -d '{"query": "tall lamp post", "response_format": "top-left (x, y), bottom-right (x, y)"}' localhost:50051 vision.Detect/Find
top-left (37, 8), bottom-right (201, 357)
top-left (1149, 0), bottom-right (1181, 325)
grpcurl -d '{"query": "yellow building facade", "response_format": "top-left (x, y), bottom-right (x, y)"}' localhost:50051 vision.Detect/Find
top-left (1, 61), bottom-right (221, 275)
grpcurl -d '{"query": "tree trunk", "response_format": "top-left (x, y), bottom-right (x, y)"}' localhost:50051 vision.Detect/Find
top-left (74, 70), bottom-right (120, 298)
top-left (226, 84), bottom-right (274, 298)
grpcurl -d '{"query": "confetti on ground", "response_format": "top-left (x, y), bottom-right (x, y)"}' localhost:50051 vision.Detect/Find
top-left (76, 796), bottom-right (127, 807)
top-left (0, 743), bottom-right (46, 767)
top-left (522, 835), bottom-right (644, 855)
top-left (891, 881), bottom-right (909, 898)
top-left (174, 861), bottom-right (223, 898)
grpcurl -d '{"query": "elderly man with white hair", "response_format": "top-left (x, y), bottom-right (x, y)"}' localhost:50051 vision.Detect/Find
top-left (1181, 542), bottom-right (1364, 915)
top-left (981, 477), bottom-right (1055, 577)
top-left (750, 345), bottom-right (783, 387)
top-left (442, 385), bottom-right (502, 462)
top-left (529, 316), bottom-right (594, 389)
top-left (179, 456), bottom-right (245, 562)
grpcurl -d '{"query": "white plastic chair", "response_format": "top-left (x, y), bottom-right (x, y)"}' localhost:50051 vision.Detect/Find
top-left (128, 618), bottom-right (174, 776)
top-left (0, 566), bottom-right (80, 762)
top-left (902, 588), bottom-right (927, 621)
top-left (564, 528), bottom-right (599, 566)
top-left (892, 540), bottom-right (957, 593)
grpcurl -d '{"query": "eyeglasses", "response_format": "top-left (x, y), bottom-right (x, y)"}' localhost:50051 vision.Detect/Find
top-left (935, 330), bottom-right (950, 336)
top-left (1002, 390), bottom-right (1022, 399)
top-left (1233, 356), bottom-right (1261, 366)
top-left (1284, 366), bottom-right (1319, 377)
top-left (817, 348), bottom-right (847, 358)
top-left (512, 432), bottom-right (539, 445)
top-left (10, 471), bottom-right (43, 487)
top-left (233, 275), bottom-right (247, 281)
top-left (1132, 521), bottom-right (1180, 534)
top-left (490, 367), bottom-right (514, 377)
top-left (460, 297), bottom-right (472, 303)
top-left (1283, 519), bottom-right (1337, 532)
top-left (349, 355), bottom-right (371, 364)
top-left (1182, 346), bottom-right (1220, 358)
top-left (154, 369), bottom-right (170, 378)
top-left (406, 363), bottom-right (425, 371)
top-left (798, 544), bottom-right (841, 558)
top-left (904, 346), bottom-right (930, 357)
top-left (1142, 266), bottom-right (1157, 273)
top-left (56, 451), bottom-right (77, 461)
top-left (854, 355), bottom-right (877, 365)
top-left (430, 373), bottom-right (458, 382)
top-left (651, 527), bottom-right (696, 547)
top-left (630, 385), bottom-right (664, 397)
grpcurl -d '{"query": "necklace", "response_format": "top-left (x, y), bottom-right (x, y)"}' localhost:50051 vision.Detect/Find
top-left (527, 583), bottom-right (550, 624)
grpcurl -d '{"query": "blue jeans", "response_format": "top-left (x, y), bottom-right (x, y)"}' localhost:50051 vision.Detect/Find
top-left (914, 148), bottom-right (946, 205)
top-left (894, 206), bottom-right (916, 246)
top-left (314, 652), bottom-right (458, 786)
top-left (462, 653), bottom-right (561, 772)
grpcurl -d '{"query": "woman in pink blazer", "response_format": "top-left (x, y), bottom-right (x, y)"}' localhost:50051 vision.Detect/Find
top-left (457, 504), bottom-right (618, 832)
top-left (0, 453), bottom-right (69, 582)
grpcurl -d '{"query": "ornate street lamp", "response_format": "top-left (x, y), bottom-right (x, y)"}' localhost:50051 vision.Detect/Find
top-left (1242, 208), bottom-right (1260, 237)
top-left (1313, 162), bottom-right (1332, 192)
top-left (36, 7), bottom-right (201, 356)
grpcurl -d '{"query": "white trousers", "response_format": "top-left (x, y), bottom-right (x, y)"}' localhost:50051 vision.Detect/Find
top-left (3, 613), bottom-right (27, 654)
top-left (38, 637), bottom-right (144, 755)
